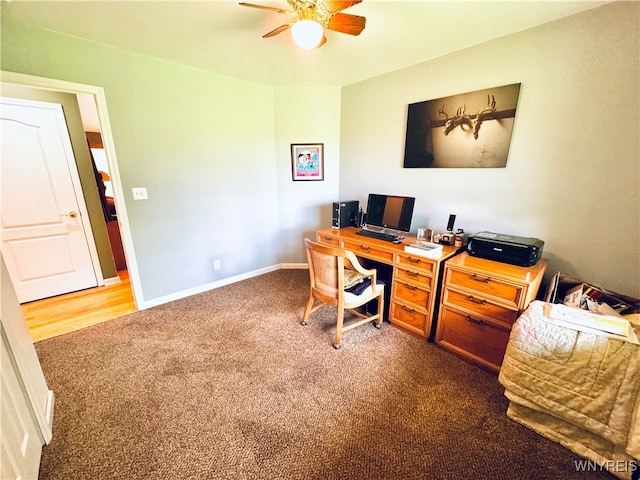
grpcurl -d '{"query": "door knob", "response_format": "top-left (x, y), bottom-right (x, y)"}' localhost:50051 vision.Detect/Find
top-left (63, 211), bottom-right (79, 218)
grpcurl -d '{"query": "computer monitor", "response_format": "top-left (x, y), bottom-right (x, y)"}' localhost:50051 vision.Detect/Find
top-left (364, 194), bottom-right (415, 234)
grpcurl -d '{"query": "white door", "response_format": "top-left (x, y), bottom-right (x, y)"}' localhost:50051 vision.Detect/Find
top-left (1, 334), bottom-right (45, 480)
top-left (1, 97), bottom-right (99, 303)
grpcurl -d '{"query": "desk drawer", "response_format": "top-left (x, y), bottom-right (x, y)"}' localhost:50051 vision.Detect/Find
top-left (317, 232), bottom-right (340, 247)
top-left (443, 288), bottom-right (518, 326)
top-left (438, 306), bottom-right (510, 370)
top-left (390, 300), bottom-right (427, 333)
top-left (394, 280), bottom-right (430, 307)
top-left (446, 268), bottom-right (523, 308)
top-left (342, 239), bottom-right (394, 263)
top-left (395, 266), bottom-right (432, 288)
top-left (396, 253), bottom-right (436, 275)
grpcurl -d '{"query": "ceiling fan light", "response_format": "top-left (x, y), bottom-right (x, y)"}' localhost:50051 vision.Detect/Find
top-left (291, 20), bottom-right (323, 49)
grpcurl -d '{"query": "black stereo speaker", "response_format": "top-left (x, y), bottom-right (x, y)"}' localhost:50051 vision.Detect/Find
top-left (332, 200), bottom-right (359, 229)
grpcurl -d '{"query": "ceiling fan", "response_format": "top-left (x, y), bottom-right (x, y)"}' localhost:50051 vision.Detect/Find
top-left (239, 0), bottom-right (366, 49)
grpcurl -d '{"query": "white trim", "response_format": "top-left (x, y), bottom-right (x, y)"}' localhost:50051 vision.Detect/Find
top-left (0, 71), bottom-right (142, 309)
top-left (103, 276), bottom-right (122, 286)
top-left (137, 263), bottom-right (307, 309)
top-left (43, 390), bottom-right (54, 444)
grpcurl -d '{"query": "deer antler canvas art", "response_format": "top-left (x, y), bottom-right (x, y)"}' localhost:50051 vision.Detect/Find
top-left (404, 83), bottom-right (521, 168)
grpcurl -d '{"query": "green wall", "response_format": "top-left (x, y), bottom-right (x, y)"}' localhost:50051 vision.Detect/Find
top-left (1, 18), bottom-right (281, 302)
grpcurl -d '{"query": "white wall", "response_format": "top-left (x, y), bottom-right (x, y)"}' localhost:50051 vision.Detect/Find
top-left (274, 88), bottom-right (341, 262)
top-left (340, 2), bottom-right (639, 297)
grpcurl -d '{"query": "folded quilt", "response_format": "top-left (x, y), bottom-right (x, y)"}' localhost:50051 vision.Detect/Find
top-left (498, 300), bottom-right (640, 465)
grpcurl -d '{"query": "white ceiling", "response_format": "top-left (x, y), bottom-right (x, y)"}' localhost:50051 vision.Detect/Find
top-left (1, 0), bottom-right (611, 88)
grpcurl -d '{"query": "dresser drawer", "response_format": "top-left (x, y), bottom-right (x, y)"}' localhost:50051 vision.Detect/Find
top-left (396, 253), bottom-right (436, 275)
top-left (390, 300), bottom-right (428, 333)
top-left (437, 306), bottom-right (511, 370)
top-left (342, 239), bottom-right (394, 263)
top-left (394, 280), bottom-right (430, 307)
top-left (395, 266), bottom-right (433, 289)
top-left (442, 288), bottom-right (518, 325)
top-left (446, 268), bottom-right (523, 308)
top-left (317, 231), bottom-right (340, 247)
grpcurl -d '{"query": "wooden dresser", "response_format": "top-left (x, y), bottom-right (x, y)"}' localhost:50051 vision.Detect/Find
top-left (316, 227), bottom-right (459, 338)
top-left (435, 252), bottom-right (547, 373)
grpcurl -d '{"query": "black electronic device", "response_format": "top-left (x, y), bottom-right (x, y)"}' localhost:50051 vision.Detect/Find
top-left (362, 193), bottom-right (415, 234)
top-left (332, 200), bottom-right (359, 229)
top-left (446, 214), bottom-right (456, 231)
top-left (437, 214), bottom-right (457, 245)
top-left (466, 231), bottom-right (544, 267)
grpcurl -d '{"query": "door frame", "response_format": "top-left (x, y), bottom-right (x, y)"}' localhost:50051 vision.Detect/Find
top-left (1, 71), bottom-right (142, 308)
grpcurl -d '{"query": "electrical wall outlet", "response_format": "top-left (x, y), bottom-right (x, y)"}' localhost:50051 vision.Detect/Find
top-left (213, 260), bottom-right (221, 271)
top-left (132, 187), bottom-right (148, 200)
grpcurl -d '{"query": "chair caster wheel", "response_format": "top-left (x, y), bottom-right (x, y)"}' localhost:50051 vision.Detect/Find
top-left (333, 342), bottom-right (342, 349)
top-left (300, 321), bottom-right (307, 326)
top-left (374, 323), bottom-right (381, 329)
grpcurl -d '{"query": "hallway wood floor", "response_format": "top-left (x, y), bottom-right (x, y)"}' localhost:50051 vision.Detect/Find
top-left (21, 270), bottom-right (137, 343)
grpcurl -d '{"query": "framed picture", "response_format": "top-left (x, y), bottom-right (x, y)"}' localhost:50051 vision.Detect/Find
top-left (291, 143), bottom-right (324, 181)
top-left (403, 83), bottom-right (521, 168)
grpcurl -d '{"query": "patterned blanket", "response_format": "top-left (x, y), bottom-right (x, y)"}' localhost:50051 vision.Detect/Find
top-left (498, 301), bottom-right (640, 480)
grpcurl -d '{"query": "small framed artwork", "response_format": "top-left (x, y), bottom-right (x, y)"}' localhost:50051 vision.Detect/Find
top-left (291, 143), bottom-right (324, 181)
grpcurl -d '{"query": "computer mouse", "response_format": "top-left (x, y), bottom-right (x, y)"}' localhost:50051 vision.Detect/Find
top-left (392, 238), bottom-right (402, 244)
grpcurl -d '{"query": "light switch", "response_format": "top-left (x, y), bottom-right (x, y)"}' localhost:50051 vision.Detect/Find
top-left (132, 187), bottom-right (148, 200)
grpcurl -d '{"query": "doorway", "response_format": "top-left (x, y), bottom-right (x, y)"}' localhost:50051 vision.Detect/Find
top-left (21, 270), bottom-right (136, 342)
top-left (1, 71), bottom-right (142, 340)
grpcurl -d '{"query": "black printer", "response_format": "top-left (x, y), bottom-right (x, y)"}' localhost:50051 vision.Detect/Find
top-left (466, 231), bottom-right (544, 267)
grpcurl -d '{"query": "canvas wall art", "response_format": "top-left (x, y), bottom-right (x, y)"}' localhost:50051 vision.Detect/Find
top-left (403, 83), bottom-right (521, 168)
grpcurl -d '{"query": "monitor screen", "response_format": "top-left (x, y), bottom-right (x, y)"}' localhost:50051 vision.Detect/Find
top-left (365, 194), bottom-right (415, 233)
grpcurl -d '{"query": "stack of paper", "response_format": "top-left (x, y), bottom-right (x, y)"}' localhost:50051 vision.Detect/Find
top-left (546, 303), bottom-right (638, 344)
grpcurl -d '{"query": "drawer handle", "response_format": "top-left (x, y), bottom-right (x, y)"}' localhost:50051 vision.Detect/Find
top-left (466, 316), bottom-right (485, 326)
top-left (468, 295), bottom-right (486, 305)
top-left (406, 271), bottom-right (419, 277)
top-left (408, 257), bottom-right (422, 264)
top-left (402, 305), bottom-right (416, 313)
top-left (404, 283), bottom-right (418, 291)
top-left (360, 245), bottom-right (371, 251)
top-left (471, 274), bottom-right (491, 283)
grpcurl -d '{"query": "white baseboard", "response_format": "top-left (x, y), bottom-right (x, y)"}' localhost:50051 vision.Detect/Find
top-left (103, 276), bottom-right (122, 286)
top-left (138, 263), bottom-right (308, 309)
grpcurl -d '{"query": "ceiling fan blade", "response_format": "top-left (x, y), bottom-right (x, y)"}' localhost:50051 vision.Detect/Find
top-left (239, 2), bottom-right (293, 15)
top-left (320, 0), bottom-right (362, 14)
top-left (327, 13), bottom-right (366, 36)
top-left (263, 23), bottom-right (293, 38)
top-left (316, 34), bottom-right (328, 49)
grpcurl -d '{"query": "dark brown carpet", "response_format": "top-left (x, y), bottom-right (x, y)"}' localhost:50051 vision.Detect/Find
top-left (35, 270), bottom-right (613, 479)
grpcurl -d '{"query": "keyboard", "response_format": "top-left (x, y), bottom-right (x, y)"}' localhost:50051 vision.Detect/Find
top-left (356, 229), bottom-right (398, 242)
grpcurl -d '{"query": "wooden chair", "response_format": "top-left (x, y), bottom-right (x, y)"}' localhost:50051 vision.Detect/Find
top-left (302, 238), bottom-right (384, 348)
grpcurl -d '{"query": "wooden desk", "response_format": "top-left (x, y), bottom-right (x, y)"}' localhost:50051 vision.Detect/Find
top-left (316, 227), bottom-right (460, 338)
